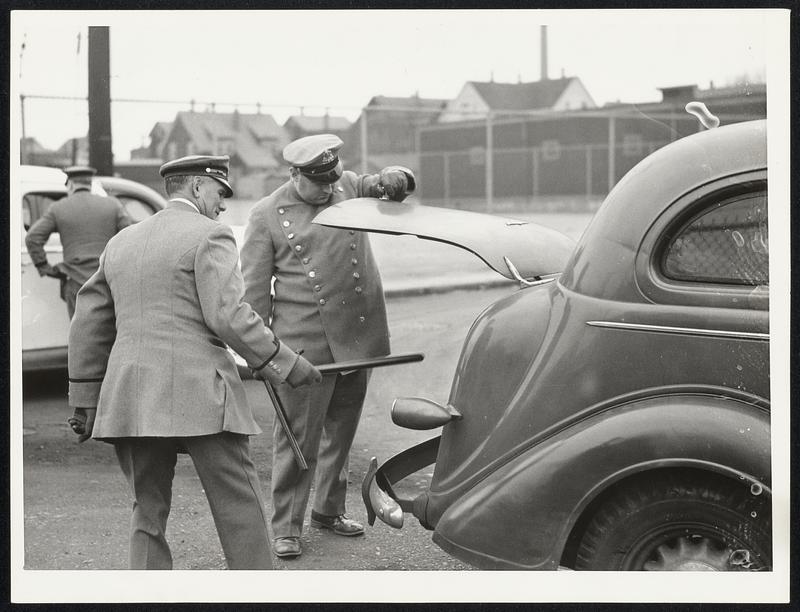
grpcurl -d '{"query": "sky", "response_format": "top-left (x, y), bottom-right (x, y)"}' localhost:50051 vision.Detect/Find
top-left (11, 9), bottom-right (783, 160)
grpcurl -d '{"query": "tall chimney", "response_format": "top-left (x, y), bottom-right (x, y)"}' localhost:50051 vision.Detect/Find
top-left (540, 25), bottom-right (549, 81)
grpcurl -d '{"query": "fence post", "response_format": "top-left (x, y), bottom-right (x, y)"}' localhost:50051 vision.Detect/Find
top-left (443, 152), bottom-right (450, 207)
top-left (607, 115), bottom-right (616, 193)
top-left (360, 107), bottom-right (369, 175)
top-left (585, 144), bottom-right (592, 199)
top-left (486, 111), bottom-right (494, 213)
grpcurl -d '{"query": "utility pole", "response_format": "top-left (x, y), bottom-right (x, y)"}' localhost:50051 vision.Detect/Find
top-left (88, 26), bottom-right (113, 175)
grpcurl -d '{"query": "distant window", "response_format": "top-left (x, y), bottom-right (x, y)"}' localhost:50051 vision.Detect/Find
top-left (541, 139), bottom-right (561, 162)
top-left (117, 196), bottom-right (158, 223)
top-left (662, 190), bottom-right (768, 285)
top-left (622, 133), bottom-right (644, 157)
top-left (469, 147), bottom-right (485, 166)
top-left (22, 193), bottom-right (61, 230)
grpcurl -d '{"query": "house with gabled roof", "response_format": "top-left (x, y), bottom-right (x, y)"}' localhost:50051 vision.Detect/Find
top-left (438, 76), bottom-right (596, 123)
top-left (158, 110), bottom-right (290, 198)
top-left (131, 121), bottom-right (173, 160)
top-left (283, 114), bottom-right (352, 143)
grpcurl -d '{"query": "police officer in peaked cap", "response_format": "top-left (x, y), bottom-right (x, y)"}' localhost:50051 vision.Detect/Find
top-left (241, 133), bottom-right (416, 558)
top-left (25, 165), bottom-right (133, 319)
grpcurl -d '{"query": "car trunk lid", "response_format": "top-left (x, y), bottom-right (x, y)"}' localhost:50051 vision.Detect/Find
top-left (312, 197), bottom-right (576, 280)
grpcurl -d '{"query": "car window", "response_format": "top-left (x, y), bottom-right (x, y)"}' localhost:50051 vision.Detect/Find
top-left (22, 192), bottom-right (64, 230)
top-left (662, 190), bottom-right (768, 286)
top-left (117, 195), bottom-right (157, 222)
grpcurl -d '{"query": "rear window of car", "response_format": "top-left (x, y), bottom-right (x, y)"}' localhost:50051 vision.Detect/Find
top-left (662, 190), bottom-right (768, 286)
top-left (22, 192), bottom-right (63, 230)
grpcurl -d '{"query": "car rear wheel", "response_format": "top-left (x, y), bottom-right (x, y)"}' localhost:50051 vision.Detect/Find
top-left (575, 473), bottom-right (771, 571)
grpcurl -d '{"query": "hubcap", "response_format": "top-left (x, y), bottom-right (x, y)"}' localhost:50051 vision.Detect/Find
top-left (642, 535), bottom-right (738, 571)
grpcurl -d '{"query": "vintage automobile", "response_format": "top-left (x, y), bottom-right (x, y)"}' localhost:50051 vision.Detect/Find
top-left (20, 165), bottom-right (167, 371)
top-left (313, 117), bottom-right (771, 571)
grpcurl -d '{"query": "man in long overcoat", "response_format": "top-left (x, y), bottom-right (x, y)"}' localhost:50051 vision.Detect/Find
top-left (241, 134), bottom-right (415, 558)
top-left (25, 165), bottom-right (133, 318)
top-left (67, 155), bottom-right (321, 569)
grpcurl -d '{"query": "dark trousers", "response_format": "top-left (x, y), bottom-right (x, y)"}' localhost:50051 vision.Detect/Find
top-left (270, 370), bottom-right (368, 538)
top-left (114, 432), bottom-right (272, 569)
top-left (61, 276), bottom-right (82, 319)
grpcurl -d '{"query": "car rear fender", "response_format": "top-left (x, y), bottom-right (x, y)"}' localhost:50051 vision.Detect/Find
top-left (431, 392), bottom-right (770, 570)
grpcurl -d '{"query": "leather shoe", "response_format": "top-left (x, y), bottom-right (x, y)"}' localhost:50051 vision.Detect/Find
top-left (273, 537), bottom-right (301, 558)
top-left (309, 511), bottom-right (364, 536)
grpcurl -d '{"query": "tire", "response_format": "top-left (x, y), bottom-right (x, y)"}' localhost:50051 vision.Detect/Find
top-left (575, 472), bottom-right (771, 571)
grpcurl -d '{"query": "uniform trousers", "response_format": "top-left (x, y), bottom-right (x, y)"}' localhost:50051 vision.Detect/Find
top-left (61, 276), bottom-right (82, 320)
top-left (270, 370), bottom-right (368, 538)
top-left (114, 432), bottom-right (272, 569)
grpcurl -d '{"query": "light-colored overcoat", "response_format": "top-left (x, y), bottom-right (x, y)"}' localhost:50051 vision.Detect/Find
top-left (25, 188), bottom-right (133, 284)
top-left (68, 202), bottom-right (298, 440)
top-left (241, 170), bottom-right (391, 366)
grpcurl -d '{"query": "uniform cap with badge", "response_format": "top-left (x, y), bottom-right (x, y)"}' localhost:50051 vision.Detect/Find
top-left (283, 134), bottom-right (344, 185)
top-left (63, 165), bottom-right (97, 186)
top-left (159, 155), bottom-right (234, 198)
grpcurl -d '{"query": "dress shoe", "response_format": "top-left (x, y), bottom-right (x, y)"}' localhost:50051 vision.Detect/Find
top-left (273, 537), bottom-right (301, 558)
top-left (309, 511), bottom-right (365, 536)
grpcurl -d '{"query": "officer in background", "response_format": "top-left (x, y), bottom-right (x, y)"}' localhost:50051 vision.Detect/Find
top-left (25, 165), bottom-right (133, 319)
top-left (67, 155), bottom-right (321, 570)
top-left (241, 134), bottom-right (415, 559)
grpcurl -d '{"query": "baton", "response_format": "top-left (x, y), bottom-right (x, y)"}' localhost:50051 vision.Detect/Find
top-left (261, 379), bottom-right (308, 471)
top-left (316, 352), bottom-right (424, 374)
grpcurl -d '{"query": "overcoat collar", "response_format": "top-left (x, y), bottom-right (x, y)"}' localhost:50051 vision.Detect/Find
top-left (167, 197), bottom-right (201, 214)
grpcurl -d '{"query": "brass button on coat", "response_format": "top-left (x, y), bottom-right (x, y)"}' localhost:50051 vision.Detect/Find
top-left (309, 271), bottom-right (316, 278)
top-left (302, 257), bottom-right (310, 264)
top-left (288, 233), bottom-right (295, 239)
top-left (354, 286), bottom-right (363, 294)
top-left (283, 221), bottom-right (290, 228)
top-left (350, 243), bottom-right (357, 250)
top-left (314, 284), bottom-right (321, 291)
top-left (278, 208), bottom-right (285, 214)
top-left (351, 258), bottom-right (358, 265)
top-left (295, 245), bottom-right (303, 252)
top-left (319, 298), bottom-right (326, 305)
top-left (353, 272), bottom-right (360, 279)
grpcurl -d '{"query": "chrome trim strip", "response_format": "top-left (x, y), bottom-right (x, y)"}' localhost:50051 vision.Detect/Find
top-left (586, 320), bottom-right (769, 341)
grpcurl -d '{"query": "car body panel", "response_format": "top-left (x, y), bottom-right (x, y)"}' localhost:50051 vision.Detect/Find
top-left (20, 165), bottom-right (166, 370)
top-left (429, 394), bottom-right (770, 570)
top-left (312, 197), bottom-right (576, 280)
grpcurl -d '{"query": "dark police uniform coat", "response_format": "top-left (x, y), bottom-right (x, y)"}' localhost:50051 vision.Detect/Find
top-left (241, 170), bottom-right (391, 366)
top-left (25, 187), bottom-right (133, 285)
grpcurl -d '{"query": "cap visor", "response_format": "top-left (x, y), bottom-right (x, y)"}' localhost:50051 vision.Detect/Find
top-left (302, 160), bottom-right (343, 184)
top-left (211, 176), bottom-right (234, 198)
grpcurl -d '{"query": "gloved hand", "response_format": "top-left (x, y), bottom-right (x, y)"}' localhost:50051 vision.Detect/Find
top-left (378, 168), bottom-right (409, 201)
top-left (38, 263), bottom-right (66, 279)
top-left (286, 355), bottom-right (323, 388)
top-left (67, 407), bottom-right (96, 443)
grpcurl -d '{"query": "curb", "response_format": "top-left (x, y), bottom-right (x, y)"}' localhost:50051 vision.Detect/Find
top-left (383, 276), bottom-right (515, 299)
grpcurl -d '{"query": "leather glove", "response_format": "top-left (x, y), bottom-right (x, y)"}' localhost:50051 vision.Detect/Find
top-left (286, 355), bottom-right (323, 388)
top-left (38, 263), bottom-right (66, 279)
top-left (378, 168), bottom-right (409, 201)
top-left (67, 407), bottom-right (96, 443)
